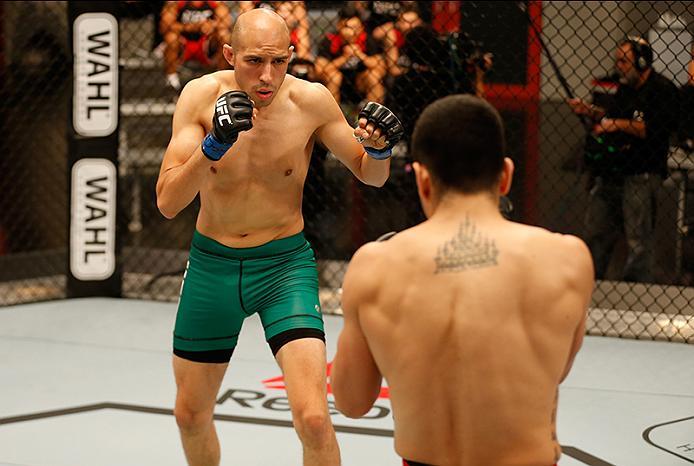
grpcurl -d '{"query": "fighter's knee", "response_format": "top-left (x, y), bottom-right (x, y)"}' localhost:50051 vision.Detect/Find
top-left (174, 404), bottom-right (213, 433)
top-left (294, 411), bottom-right (333, 443)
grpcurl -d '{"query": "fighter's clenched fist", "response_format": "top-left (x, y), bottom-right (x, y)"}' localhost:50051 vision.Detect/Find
top-left (201, 90), bottom-right (254, 160)
top-left (354, 101), bottom-right (404, 160)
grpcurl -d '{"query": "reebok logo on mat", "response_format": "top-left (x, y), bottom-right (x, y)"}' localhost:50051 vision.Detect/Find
top-left (262, 362), bottom-right (390, 399)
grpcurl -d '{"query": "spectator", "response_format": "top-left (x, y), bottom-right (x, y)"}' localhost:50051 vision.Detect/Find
top-left (239, 1), bottom-right (312, 60)
top-left (568, 37), bottom-right (679, 282)
top-left (355, 1), bottom-right (406, 76)
top-left (275, 1), bottom-right (312, 60)
top-left (390, 2), bottom-right (424, 77)
top-left (355, 1), bottom-right (429, 76)
top-left (386, 23), bottom-right (452, 140)
top-left (395, 4), bottom-right (424, 38)
top-left (315, 5), bottom-right (386, 105)
top-left (160, 1), bottom-right (232, 90)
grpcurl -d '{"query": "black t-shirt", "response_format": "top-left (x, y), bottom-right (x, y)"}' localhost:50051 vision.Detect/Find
top-left (318, 31), bottom-right (383, 73)
top-left (386, 28), bottom-right (455, 141)
top-left (365, 1), bottom-right (401, 30)
top-left (177, 1), bottom-right (217, 41)
top-left (607, 71), bottom-right (679, 176)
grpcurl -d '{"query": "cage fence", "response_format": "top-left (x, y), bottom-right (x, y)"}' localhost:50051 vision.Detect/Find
top-left (1, 1), bottom-right (693, 343)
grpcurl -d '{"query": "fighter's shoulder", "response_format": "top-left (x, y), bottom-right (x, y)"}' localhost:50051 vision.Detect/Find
top-left (177, 72), bottom-right (225, 109)
top-left (288, 76), bottom-right (334, 108)
top-left (348, 233), bottom-right (399, 274)
top-left (350, 240), bottom-right (387, 268)
top-left (519, 224), bottom-right (586, 254)
top-left (521, 225), bottom-right (593, 278)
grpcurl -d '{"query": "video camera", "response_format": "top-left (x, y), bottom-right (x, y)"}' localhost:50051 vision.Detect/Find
top-left (583, 132), bottom-right (633, 177)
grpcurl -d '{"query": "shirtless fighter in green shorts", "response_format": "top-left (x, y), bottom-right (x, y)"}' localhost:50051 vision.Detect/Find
top-left (155, 8), bottom-right (402, 466)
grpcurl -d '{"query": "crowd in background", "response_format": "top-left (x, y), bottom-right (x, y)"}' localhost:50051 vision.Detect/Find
top-left (157, 1), bottom-right (492, 131)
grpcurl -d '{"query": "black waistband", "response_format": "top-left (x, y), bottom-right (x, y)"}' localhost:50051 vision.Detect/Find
top-left (403, 460), bottom-right (433, 466)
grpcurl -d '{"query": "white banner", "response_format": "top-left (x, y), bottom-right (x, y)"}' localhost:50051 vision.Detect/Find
top-left (73, 13), bottom-right (118, 137)
top-left (70, 159), bottom-right (117, 281)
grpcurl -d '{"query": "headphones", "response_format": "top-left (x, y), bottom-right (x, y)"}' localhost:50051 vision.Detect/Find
top-left (625, 36), bottom-right (653, 72)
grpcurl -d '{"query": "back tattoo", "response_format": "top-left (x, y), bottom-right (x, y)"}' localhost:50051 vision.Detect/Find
top-left (434, 216), bottom-right (499, 273)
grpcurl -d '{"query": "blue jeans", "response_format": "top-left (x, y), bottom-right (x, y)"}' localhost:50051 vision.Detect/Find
top-left (584, 174), bottom-right (661, 282)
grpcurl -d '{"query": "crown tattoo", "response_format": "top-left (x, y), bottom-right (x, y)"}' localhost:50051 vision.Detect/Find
top-left (434, 217), bottom-right (499, 273)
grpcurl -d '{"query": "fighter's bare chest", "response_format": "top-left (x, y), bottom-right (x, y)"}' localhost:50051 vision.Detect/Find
top-left (238, 119), bottom-right (314, 155)
top-left (203, 105), bottom-right (315, 155)
top-left (206, 118), bottom-right (316, 184)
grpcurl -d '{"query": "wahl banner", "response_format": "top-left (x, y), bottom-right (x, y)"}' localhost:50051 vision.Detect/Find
top-left (67, 2), bottom-right (121, 297)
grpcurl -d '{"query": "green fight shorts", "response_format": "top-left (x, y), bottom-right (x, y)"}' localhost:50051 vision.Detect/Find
top-left (173, 230), bottom-right (325, 363)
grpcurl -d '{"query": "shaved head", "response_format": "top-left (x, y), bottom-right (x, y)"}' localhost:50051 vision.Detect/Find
top-left (224, 8), bottom-right (293, 108)
top-left (231, 8), bottom-right (291, 51)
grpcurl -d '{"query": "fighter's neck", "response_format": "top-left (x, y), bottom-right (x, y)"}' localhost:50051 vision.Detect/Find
top-left (429, 191), bottom-right (503, 222)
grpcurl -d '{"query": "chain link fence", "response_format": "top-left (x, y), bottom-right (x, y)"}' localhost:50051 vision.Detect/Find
top-left (1, 1), bottom-right (693, 343)
top-left (0, 2), bottom-right (70, 304)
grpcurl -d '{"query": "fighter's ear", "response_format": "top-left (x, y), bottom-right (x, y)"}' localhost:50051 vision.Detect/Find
top-left (413, 161), bottom-right (438, 219)
top-left (413, 160), bottom-right (431, 196)
top-left (413, 162), bottom-right (430, 196)
top-left (223, 44), bottom-right (235, 68)
top-left (499, 157), bottom-right (514, 195)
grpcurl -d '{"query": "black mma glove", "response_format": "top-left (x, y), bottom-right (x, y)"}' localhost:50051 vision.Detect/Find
top-left (358, 102), bottom-right (404, 160)
top-left (201, 90), bottom-right (254, 161)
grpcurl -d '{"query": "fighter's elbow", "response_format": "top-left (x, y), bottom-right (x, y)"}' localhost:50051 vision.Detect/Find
top-left (369, 177), bottom-right (388, 188)
top-left (333, 383), bottom-right (378, 418)
top-left (156, 197), bottom-right (178, 220)
top-left (160, 210), bottom-right (178, 220)
top-left (334, 398), bottom-right (373, 419)
top-left (362, 174), bottom-right (388, 188)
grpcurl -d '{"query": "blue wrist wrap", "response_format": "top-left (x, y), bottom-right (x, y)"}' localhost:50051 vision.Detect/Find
top-left (364, 146), bottom-right (392, 160)
top-left (201, 133), bottom-right (232, 161)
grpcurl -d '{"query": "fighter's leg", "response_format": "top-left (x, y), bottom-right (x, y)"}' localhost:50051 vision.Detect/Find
top-left (173, 356), bottom-right (228, 466)
top-left (172, 232), bottom-right (246, 465)
top-left (276, 337), bottom-right (340, 466)
top-left (250, 236), bottom-right (339, 465)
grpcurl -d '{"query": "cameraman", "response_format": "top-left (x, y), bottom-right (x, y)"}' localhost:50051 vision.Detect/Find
top-left (568, 37), bottom-right (679, 282)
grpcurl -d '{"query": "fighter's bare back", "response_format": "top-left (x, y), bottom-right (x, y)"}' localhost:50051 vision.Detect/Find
top-left (340, 206), bottom-right (593, 465)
